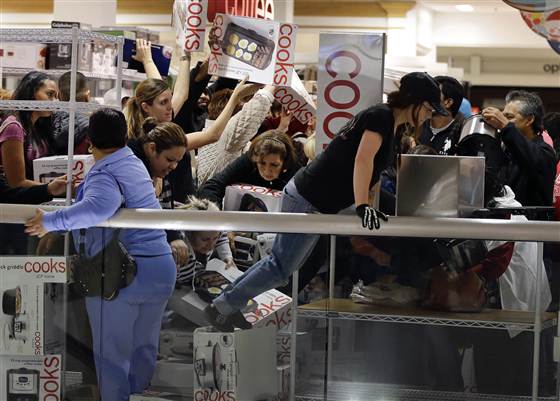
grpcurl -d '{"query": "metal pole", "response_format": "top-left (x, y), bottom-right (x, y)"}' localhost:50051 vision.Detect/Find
top-left (115, 37), bottom-right (124, 109)
top-left (289, 270), bottom-right (299, 401)
top-left (532, 242), bottom-right (544, 401)
top-left (326, 235), bottom-right (336, 396)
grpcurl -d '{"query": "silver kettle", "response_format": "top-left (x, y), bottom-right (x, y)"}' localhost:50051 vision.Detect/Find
top-left (458, 114), bottom-right (498, 144)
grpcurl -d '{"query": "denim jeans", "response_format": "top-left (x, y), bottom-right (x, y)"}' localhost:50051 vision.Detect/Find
top-left (214, 179), bottom-right (320, 314)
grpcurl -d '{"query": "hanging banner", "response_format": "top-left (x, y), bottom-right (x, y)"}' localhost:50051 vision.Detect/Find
top-left (173, 0), bottom-right (209, 53)
top-left (316, 33), bottom-right (386, 153)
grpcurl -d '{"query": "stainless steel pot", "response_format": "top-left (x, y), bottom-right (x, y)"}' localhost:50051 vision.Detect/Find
top-left (458, 114), bottom-right (498, 144)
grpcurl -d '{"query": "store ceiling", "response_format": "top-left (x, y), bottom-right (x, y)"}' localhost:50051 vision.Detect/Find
top-left (418, 0), bottom-right (516, 13)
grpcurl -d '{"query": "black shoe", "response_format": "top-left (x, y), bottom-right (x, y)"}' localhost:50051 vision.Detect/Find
top-left (228, 310), bottom-right (252, 330)
top-left (204, 304), bottom-right (234, 332)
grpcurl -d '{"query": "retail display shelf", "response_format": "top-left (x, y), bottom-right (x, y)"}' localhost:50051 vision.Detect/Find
top-left (0, 28), bottom-right (123, 43)
top-left (0, 100), bottom-right (118, 113)
top-left (295, 381), bottom-right (557, 401)
top-left (1, 67), bottom-right (146, 82)
top-left (298, 298), bottom-right (557, 331)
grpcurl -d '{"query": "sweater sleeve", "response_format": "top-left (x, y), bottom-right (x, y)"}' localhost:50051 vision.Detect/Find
top-left (222, 90), bottom-right (274, 153)
top-left (197, 153), bottom-right (254, 206)
top-left (0, 182), bottom-right (52, 204)
top-left (215, 232), bottom-right (233, 261)
top-left (42, 172), bottom-right (122, 232)
top-left (501, 123), bottom-right (556, 175)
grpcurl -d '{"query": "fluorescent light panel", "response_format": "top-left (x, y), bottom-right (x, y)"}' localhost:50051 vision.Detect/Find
top-left (456, 4), bottom-right (475, 12)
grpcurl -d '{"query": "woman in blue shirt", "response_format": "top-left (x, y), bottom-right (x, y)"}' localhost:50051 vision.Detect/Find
top-left (25, 108), bottom-right (176, 401)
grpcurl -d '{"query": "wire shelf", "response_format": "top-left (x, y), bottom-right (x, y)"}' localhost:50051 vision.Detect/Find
top-left (295, 381), bottom-right (557, 401)
top-left (0, 29), bottom-right (124, 44)
top-left (0, 100), bottom-right (119, 113)
top-left (1, 67), bottom-right (146, 82)
top-left (298, 299), bottom-right (557, 332)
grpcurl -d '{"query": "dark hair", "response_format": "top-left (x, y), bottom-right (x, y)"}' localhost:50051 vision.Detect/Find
top-left (387, 91), bottom-right (424, 130)
top-left (249, 130), bottom-right (297, 171)
top-left (408, 144), bottom-right (437, 155)
top-left (139, 117), bottom-right (187, 152)
top-left (124, 78), bottom-right (170, 139)
top-left (239, 193), bottom-right (268, 212)
top-left (434, 76), bottom-right (464, 117)
top-left (505, 90), bottom-right (545, 134)
top-left (207, 89), bottom-right (233, 120)
top-left (58, 71), bottom-right (89, 102)
top-left (88, 108), bottom-right (128, 149)
top-left (11, 71), bottom-right (53, 148)
top-left (544, 112), bottom-right (560, 161)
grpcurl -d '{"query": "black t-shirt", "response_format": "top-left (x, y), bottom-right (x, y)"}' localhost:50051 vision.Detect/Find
top-left (294, 104), bottom-right (394, 214)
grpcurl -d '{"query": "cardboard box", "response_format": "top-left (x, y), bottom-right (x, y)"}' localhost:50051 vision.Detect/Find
top-left (0, 43), bottom-right (47, 69)
top-left (275, 330), bottom-right (311, 366)
top-left (206, 259), bottom-right (291, 329)
top-left (173, 0), bottom-right (208, 53)
top-left (0, 257), bottom-right (67, 356)
top-left (316, 33), bottom-right (385, 151)
top-left (167, 259), bottom-right (291, 330)
top-left (193, 326), bottom-right (277, 401)
top-left (33, 155), bottom-right (94, 185)
top-left (159, 329), bottom-right (194, 359)
top-left (1, 355), bottom-right (62, 401)
top-left (48, 21), bottom-right (93, 71)
top-left (130, 391), bottom-right (184, 401)
top-left (223, 184), bottom-right (282, 213)
top-left (209, 14), bottom-right (297, 85)
top-left (124, 39), bottom-right (173, 77)
top-left (274, 365), bottom-right (290, 401)
top-left (151, 360), bottom-right (193, 395)
top-left (274, 71), bottom-right (316, 124)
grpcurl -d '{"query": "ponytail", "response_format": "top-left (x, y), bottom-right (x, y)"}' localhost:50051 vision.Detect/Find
top-left (124, 78), bottom-right (169, 139)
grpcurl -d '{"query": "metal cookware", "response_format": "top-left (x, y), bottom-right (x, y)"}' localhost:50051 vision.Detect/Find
top-left (458, 114), bottom-right (498, 144)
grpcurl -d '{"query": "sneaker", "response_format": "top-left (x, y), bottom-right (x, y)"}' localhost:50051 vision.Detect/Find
top-left (228, 310), bottom-right (252, 330)
top-left (204, 304), bottom-right (234, 332)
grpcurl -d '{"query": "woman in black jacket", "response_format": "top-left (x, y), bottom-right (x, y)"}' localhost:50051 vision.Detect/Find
top-left (198, 130), bottom-right (299, 207)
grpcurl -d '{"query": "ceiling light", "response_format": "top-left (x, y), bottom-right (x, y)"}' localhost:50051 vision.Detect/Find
top-left (456, 4), bottom-right (475, 12)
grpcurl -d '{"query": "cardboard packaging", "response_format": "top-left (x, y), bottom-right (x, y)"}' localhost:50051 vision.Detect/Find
top-left (0, 257), bottom-right (67, 356)
top-left (0, 43), bottom-right (47, 69)
top-left (33, 155), bottom-right (95, 185)
top-left (130, 391), bottom-right (184, 401)
top-left (274, 365), bottom-right (290, 401)
top-left (316, 33), bottom-right (385, 151)
top-left (48, 21), bottom-right (93, 71)
top-left (151, 360), bottom-right (194, 395)
top-left (173, 0), bottom-right (208, 53)
top-left (223, 184), bottom-right (282, 213)
top-left (274, 71), bottom-right (316, 125)
top-left (159, 329), bottom-right (194, 359)
top-left (123, 39), bottom-right (173, 77)
top-left (92, 28), bottom-right (134, 75)
top-left (167, 259), bottom-right (291, 330)
top-left (193, 326), bottom-right (277, 401)
top-left (209, 14), bottom-right (297, 85)
top-left (1, 355), bottom-right (62, 401)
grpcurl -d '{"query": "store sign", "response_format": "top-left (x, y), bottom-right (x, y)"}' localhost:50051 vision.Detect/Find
top-left (207, 0), bottom-right (274, 21)
top-left (543, 63), bottom-right (560, 73)
top-left (173, 0), bottom-right (208, 52)
top-left (316, 33), bottom-right (385, 152)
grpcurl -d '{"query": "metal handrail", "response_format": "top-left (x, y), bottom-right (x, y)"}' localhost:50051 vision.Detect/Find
top-left (1, 203), bottom-right (559, 242)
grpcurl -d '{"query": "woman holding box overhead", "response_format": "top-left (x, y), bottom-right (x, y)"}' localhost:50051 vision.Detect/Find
top-left (205, 72), bottom-right (450, 331)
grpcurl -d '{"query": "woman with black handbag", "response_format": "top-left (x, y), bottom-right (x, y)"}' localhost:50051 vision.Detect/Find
top-left (25, 108), bottom-right (176, 401)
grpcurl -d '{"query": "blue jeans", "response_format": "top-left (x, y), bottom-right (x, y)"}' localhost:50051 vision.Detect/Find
top-left (214, 179), bottom-right (319, 314)
top-left (86, 253), bottom-right (176, 401)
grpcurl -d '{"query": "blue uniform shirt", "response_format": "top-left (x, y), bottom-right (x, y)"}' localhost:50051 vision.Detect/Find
top-left (43, 146), bottom-right (171, 257)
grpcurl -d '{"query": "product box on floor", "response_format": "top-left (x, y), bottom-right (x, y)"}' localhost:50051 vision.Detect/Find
top-left (1, 355), bottom-right (62, 401)
top-left (223, 183), bottom-right (283, 213)
top-left (130, 390), bottom-right (185, 401)
top-left (0, 257), bottom-right (67, 355)
top-left (273, 364), bottom-right (290, 401)
top-left (167, 259), bottom-right (291, 329)
top-left (173, 0), bottom-right (208, 53)
top-left (276, 330), bottom-right (311, 366)
top-left (151, 359), bottom-right (193, 395)
top-left (209, 13), bottom-right (297, 85)
top-left (274, 71), bottom-right (316, 125)
top-left (33, 155), bottom-right (95, 185)
top-left (0, 43), bottom-right (47, 69)
top-left (193, 325), bottom-right (277, 401)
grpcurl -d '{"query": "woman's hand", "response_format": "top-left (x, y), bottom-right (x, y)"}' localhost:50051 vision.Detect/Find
top-left (277, 109), bottom-right (292, 133)
top-left (224, 257), bottom-right (236, 270)
top-left (24, 209), bottom-right (48, 237)
top-left (47, 175), bottom-right (68, 197)
top-left (231, 75), bottom-right (263, 104)
top-left (132, 39), bottom-right (153, 64)
top-left (170, 239), bottom-right (189, 267)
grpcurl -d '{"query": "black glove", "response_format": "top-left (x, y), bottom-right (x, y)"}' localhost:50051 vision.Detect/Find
top-left (356, 204), bottom-right (388, 230)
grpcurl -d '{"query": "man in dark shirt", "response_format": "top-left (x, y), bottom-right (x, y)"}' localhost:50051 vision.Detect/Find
top-left (418, 76), bottom-right (465, 155)
top-left (482, 90), bottom-right (556, 206)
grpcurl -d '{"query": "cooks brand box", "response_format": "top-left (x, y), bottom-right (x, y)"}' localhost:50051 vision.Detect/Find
top-left (33, 155), bottom-right (95, 185)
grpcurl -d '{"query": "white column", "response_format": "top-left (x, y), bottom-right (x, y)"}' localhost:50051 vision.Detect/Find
top-left (54, 0), bottom-right (117, 27)
top-left (274, 0), bottom-right (294, 23)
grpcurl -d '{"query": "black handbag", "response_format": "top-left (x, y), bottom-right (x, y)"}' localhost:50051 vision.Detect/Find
top-left (72, 171), bottom-right (137, 301)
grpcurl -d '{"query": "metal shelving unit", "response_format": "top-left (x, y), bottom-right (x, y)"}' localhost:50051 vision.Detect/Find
top-left (295, 381), bottom-right (557, 401)
top-left (0, 99), bottom-right (116, 113)
top-left (0, 28), bottom-right (122, 43)
top-left (298, 298), bottom-right (558, 332)
top-left (1, 67), bottom-right (146, 83)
